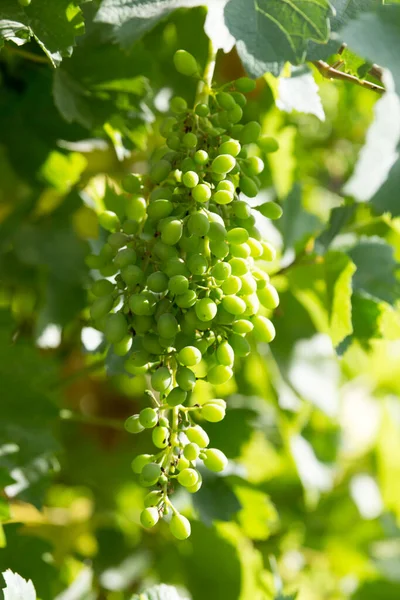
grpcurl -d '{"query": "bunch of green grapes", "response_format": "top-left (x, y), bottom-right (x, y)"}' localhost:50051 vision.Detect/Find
top-left (87, 50), bottom-right (281, 540)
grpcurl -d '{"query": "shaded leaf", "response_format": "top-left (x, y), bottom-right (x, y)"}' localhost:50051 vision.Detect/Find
top-left (277, 184), bottom-right (323, 251)
top-left (193, 474), bottom-right (242, 525)
top-left (325, 251), bottom-right (356, 347)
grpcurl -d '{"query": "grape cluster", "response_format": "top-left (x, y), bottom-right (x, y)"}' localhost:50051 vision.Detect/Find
top-left (88, 50), bottom-right (281, 540)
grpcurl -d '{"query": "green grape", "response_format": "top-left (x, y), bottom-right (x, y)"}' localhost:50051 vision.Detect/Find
top-left (121, 265), bottom-right (144, 286)
top-left (188, 254), bottom-right (208, 275)
top-left (114, 335), bottom-right (132, 356)
top-left (122, 220), bottom-right (140, 235)
top-left (261, 241), bottom-right (277, 261)
top-left (183, 132), bottom-right (198, 148)
top-left (243, 293), bottom-right (260, 316)
top-left (258, 136), bottom-right (279, 153)
top-left (219, 139), bottom-right (241, 157)
top-left (125, 415), bottom-right (144, 434)
top-left (222, 295), bottom-right (246, 315)
top-left (239, 121), bottom-right (261, 144)
top-left (244, 156), bottom-right (264, 176)
top-left (150, 159), bottom-right (171, 183)
top-left (239, 175), bottom-right (259, 198)
top-left (208, 221), bottom-right (227, 240)
top-left (230, 91), bottom-right (247, 107)
top-left (157, 313), bottom-right (179, 338)
top-left (211, 261), bottom-right (231, 281)
top-left (252, 315), bottom-right (276, 343)
top-left (230, 123), bottom-right (244, 139)
top-left (210, 239), bottom-right (229, 259)
top-left (129, 293), bottom-right (154, 316)
top-left (166, 387), bottom-right (187, 407)
top-left (217, 180), bottom-right (235, 193)
top-left (177, 456), bottom-right (190, 471)
top-left (98, 211), bottom-right (120, 232)
top-left (229, 332), bottom-right (251, 357)
top-left (239, 273), bottom-right (257, 295)
top-left (186, 425), bottom-right (209, 448)
top-left (176, 367), bottom-right (196, 391)
top-left (235, 76), bottom-right (256, 93)
top-left (207, 364), bottom-right (233, 385)
top-left (122, 173), bottom-right (142, 193)
top-left (228, 103), bottom-right (243, 124)
top-left (216, 341), bottom-right (234, 366)
top-left (203, 448), bottom-right (228, 472)
top-left (194, 149), bottom-right (209, 165)
top-left (90, 295), bottom-right (114, 320)
top-left (216, 91), bottom-right (236, 109)
top-left (139, 408), bottom-right (158, 429)
top-left (195, 103), bottom-right (210, 117)
top-left (108, 232), bottom-right (128, 250)
top-left (213, 189), bottom-right (233, 205)
top-left (227, 227), bottom-right (249, 244)
top-left (170, 513), bottom-right (191, 540)
top-left (166, 134), bottom-right (181, 150)
top-left (222, 275), bottom-right (242, 295)
top-left (151, 366), bottom-right (172, 392)
top-left (255, 202), bottom-right (283, 219)
top-left (91, 279), bottom-right (114, 297)
top-left (173, 49), bottom-right (198, 76)
top-left (131, 315), bottom-right (154, 334)
top-left (178, 345), bottom-right (202, 366)
top-left (229, 257), bottom-right (248, 276)
top-left (114, 248), bottom-right (137, 269)
top-left (163, 258), bottom-right (189, 277)
top-left (187, 212), bottom-right (210, 237)
top-left (176, 290), bottom-right (197, 309)
top-left (147, 271), bottom-right (169, 293)
top-left (201, 403), bottom-right (226, 423)
top-left (181, 157), bottom-right (196, 173)
top-left (160, 219), bottom-right (183, 245)
top-left (232, 319), bottom-right (253, 334)
top-left (212, 154), bottom-right (236, 175)
top-left (230, 242), bottom-right (251, 259)
top-left (195, 297), bottom-right (217, 322)
top-left (168, 275), bottom-right (189, 295)
top-left (183, 442), bottom-right (200, 461)
top-left (144, 490), bottom-right (163, 507)
top-left (104, 313), bottom-right (128, 344)
top-left (18, 0), bottom-right (32, 5)
top-left (131, 454), bottom-right (153, 473)
top-left (247, 238), bottom-right (263, 258)
top-left (178, 468), bottom-right (199, 487)
top-left (152, 426), bottom-right (169, 448)
top-left (182, 171), bottom-right (199, 188)
top-left (126, 195), bottom-right (147, 221)
top-left (186, 475), bottom-right (203, 493)
top-left (258, 283), bottom-right (280, 309)
top-left (142, 333), bottom-right (163, 355)
top-left (147, 199), bottom-right (173, 220)
top-left (141, 462), bottom-right (162, 483)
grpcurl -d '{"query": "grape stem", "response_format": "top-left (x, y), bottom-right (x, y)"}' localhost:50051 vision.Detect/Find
top-left (195, 39), bottom-right (217, 106)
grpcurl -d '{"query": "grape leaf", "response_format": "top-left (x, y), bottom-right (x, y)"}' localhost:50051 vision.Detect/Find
top-left (224, 0), bottom-right (331, 77)
top-left (131, 584), bottom-right (188, 600)
top-left (192, 474), bottom-right (242, 525)
top-left (1, 570), bottom-right (36, 600)
top-left (0, 0), bottom-right (85, 67)
top-left (325, 251), bottom-right (356, 348)
top-left (276, 184), bottom-right (323, 251)
top-left (371, 154), bottom-right (400, 216)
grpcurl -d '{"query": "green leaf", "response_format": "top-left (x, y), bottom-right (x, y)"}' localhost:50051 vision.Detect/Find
top-left (1, 569), bottom-right (36, 600)
top-left (131, 584), bottom-right (186, 600)
top-left (276, 184), bottom-right (323, 251)
top-left (325, 251), bottom-right (356, 347)
top-left (371, 154), bottom-right (400, 217)
top-left (0, 0), bottom-right (85, 67)
top-left (315, 205), bottom-right (356, 253)
top-left (224, 0), bottom-right (331, 77)
top-left (192, 474), bottom-right (242, 525)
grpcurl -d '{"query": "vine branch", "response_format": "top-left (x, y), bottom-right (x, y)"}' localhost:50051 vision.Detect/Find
top-left (312, 60), bottom-right (385, 94)
top-left (195, 40), bottom-right (217, 106)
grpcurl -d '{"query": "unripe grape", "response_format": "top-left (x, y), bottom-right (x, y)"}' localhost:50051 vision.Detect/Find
top-left (210, 239), bottom-right (229, 259)
top-left (230, 242), bottom-right (251, 258)
top-left (98, 210), bottom-right (120, 232)
top-left (188, 212), bottom-right (210, 237)
top-left (186, 475), bottom-right (203, 493)
top-left (182, 171), bottom-right (199, 188)
top-left (140, 506), bottom-right (159, 528)
top-left (227, 227), bottom-right (249, 244)
top-left (152, 426), bottom-right (169, 448)
top-left (177, 456), bottom-right (190, 471)
top-left (161, 219), bottom-right (183, 245)
top-left (203, 448), bottom-right (228, 472)
top-left (229, 257), bottom-right (248, 276)
top-left (91, 279), bottom-right (114, 297)
top-left (141, 462), bottom-right (161, 482)
top-left (114, 335), bottom-right (132, 356)
top-left (235, 76), bottom-right (256, 93)
top-left (176, 367), bottom-right (196, 391)
top-left (211, 261), bottom-right (231, 281)
top-left (170, 96), bottom-right (187, 113)
top-left (182, 132), bottom-right (197, 149)
top-left (216, 91), bottom-right (236, 109)
top-left (126, 195), bottom-right (147, 221)
top-left (202, 401), bottom-right (226, 422)
top-left (216, 341), bottom-right (234, 366)
top-left (150, 159), bottom-right (171, 183)
top-left (108, 232), bottom-right (128, 250)
top-left (258, 136), bottom-right (279, 153)
top-left (247, 238), bottom-right (263, 258)
top-left (151, 366), bottom-right (172, 392)
top-left (176, 290), bottom-right (197, 309)
top-left (173, 49), bottom-right (198, 76)
top-left (144, 490), bottom-right (163, 507)
top-left (147, 199), bottom-right (173, 220)
top-left (195, 297), bottom-right (217, 321)
top-left (252, 315), bottom-right (276, 343)
top-left (194, 149), bottom-right (209, 165)
top-left (188, 254), bottom-right (208, 275)
top-left (243, 293), bottom-right (260, 315)
top-left (18, 0), bottom-right (32, 5)
top-left (184, 443), bottom-right (200, 461)
top-left (166, 387), bottom-right (187, 407)
top-left (258, 283), bottom-right (279, 309)
top-left (244, 156), bottom-right (264, 176)
top-left (222, 275), bottom-right (242, 295)
top-left (131, 453), bottom-right (152, 473)
top-left (139, 407), bottom-right (158, 429)
top-left (261, 241), bottom-right (277, 261)
top-left (228, 103), bottom-right (243, 123)
top-left (104, 313), bottom-right (128, 344)
top-left (142, 333), bottom-right (163, 355)
top-left (209, 221), bottom-right (227, 240)
top-left (239, 175), bottom-right (259, 198)
top-left (186, 425), bottom-right (209, 448)
top-left (222, 295), bottom-right (246, 315)
top-left (125, 415), bottom-right (145, 434)
top-left (207, 364), bottom-right (233, 385)
top-left (122, 173), bottom-right (142, 193)
top-left (219, 139), bottom-right (241, 157)
top-left (217, 180), bottom-right (235, 193)
top-left (114, 247), bottom-right (137, 268)
top-left (157, 313), bottom-right (179, 338)
top-left (163, 257), bottom-right (189, 277)
top-left (90, 295), bottom-right (114, 320)
top-left (232, 200), bottom-right (251, 219)
top-left (147, 271), bottom-right (169, 293)
top-left (178, 345), bottom-right (202, 366)
top-left (212, 154), bottom-right (236, 175)
top-left (168, 275), bottom-right (189, 295)
top-left (229, 332), bottom-right (251, 357)
top-left (213, 190), bottom-right (233, 205)
top-left (230, 123), bottom-right (244, 139)
top-left (230, 91), bottom-right (247, 107)
top-left (195, 103), bottom-right (210, 117)
top-left (240, 273), bottom-right (257, 295)
top-left (166, 134), bottom-right (181, 150)
top-left (170, 513), bottom-right (191, 540)
top-left (239, 121), bottom-right (261, 144)
top-left (256, 202), bottom-right (283, 219)
top-left (121, 265), bottom-right (145, 286)
top-left (178, 468), bottom-right (199, 487)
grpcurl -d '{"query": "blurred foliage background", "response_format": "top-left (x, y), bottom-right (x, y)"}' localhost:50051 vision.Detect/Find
top-left (1, 1), bottom-right (400, 599)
